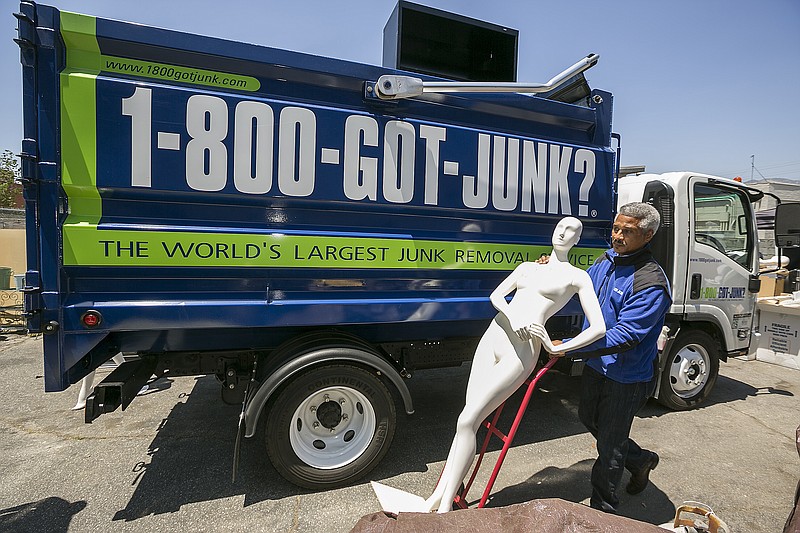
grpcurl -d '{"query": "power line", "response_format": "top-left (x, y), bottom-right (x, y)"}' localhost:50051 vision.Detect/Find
top-left (758, 161), bottom-right (800, 170)
top-left (717, 160), bottom-right (800, 178)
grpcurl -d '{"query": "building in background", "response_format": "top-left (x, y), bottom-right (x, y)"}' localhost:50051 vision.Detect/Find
top-left (748, 179), bottom-right (800, 256)
top-left (0, 208), bottom-right (25, 285)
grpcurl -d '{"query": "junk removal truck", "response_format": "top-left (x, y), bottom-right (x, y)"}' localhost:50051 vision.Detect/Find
top-left (16, 1), bottom-right (786, 489)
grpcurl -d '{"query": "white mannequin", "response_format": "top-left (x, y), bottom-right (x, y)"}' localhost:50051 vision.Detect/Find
top-left (372, 217), bottom-right (606, 514)
top-left (72, 353), bottom-right (126, 410)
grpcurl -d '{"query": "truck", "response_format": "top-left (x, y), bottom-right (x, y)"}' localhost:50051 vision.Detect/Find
top-left (15, 1), bottom-right (793, 490)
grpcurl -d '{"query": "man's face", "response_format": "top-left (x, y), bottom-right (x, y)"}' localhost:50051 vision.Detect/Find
top-left (611, 214), bottom-right (653, 255)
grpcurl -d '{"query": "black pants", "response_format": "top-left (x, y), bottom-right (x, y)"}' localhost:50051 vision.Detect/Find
top-left (578, 365), bottom-right (654, 513)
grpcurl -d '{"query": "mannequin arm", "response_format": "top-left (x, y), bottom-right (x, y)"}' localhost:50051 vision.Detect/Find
top-left (526, 324), bottom-right (559, 351)
top-left (489, 265), bottom-right (528, 335)
top-left (550, 272), bottom-right (606, 353)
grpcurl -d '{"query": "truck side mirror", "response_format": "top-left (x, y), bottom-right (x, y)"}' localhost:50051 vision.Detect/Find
top-left (775, 203), bottom-right (800, 248)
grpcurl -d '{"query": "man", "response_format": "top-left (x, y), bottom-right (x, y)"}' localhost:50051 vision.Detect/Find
top-left (552, 202), bottom-right (671, 514)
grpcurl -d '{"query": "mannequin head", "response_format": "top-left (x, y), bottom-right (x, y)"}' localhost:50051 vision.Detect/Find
top-left (552, 216), bottom-right (583, 253)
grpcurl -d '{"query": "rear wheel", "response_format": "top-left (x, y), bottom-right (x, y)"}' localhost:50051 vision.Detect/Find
top-left (658, 329), bottom-right (719, 410)
top-left (265, 364), bottom-right (396, 489)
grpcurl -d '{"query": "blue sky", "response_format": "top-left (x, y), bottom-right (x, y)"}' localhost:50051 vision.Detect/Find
top-left (2, 0), bottom-right (798, 180)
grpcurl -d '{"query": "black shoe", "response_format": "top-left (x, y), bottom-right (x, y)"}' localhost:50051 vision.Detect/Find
top-left (589, 499), bottom-right (618, 514)
top-left (626, 452), bottom-right (659, 495)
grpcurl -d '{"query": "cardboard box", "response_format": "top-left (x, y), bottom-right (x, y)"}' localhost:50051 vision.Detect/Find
top-left (758, 271), bottom-right (787, 298)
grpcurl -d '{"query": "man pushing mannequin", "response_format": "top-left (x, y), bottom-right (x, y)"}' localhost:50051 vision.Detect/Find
top-left (548, 202), bottom-right (671, 514)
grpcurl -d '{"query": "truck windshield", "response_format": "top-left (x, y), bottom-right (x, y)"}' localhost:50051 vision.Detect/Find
top-left (694, 184), bottom-right (753, 270)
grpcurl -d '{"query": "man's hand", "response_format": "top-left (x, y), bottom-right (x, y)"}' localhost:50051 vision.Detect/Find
top-left (536, 254), bottom-right (550, 264)
top-left (548, 339), bottom-right (564, 359)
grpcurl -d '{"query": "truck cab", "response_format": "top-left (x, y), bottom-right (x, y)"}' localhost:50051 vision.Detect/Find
top-left (618, 172), bottom-right (762, 409)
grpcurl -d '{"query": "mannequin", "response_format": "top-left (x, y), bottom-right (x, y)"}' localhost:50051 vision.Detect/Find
top-left (372, 217), bottom-right (606, 514)
top-left (72, 353), bottom-right (126, 410)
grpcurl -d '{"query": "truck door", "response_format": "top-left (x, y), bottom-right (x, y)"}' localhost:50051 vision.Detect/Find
top-left (685, 178), bottom-right (759, 354)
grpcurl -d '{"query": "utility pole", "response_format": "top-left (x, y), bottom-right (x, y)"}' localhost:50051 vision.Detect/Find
top-left (751, 154), bottom-right (754, 182)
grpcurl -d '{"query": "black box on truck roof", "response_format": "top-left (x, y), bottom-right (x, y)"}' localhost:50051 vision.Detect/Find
top-left (383, 0), bottom-right (519, 82)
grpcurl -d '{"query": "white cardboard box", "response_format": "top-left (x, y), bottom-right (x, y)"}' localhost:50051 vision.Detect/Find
top-left (754, 297), bottom-right (800, 370)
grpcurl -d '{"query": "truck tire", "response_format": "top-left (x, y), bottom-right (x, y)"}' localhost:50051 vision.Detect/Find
top-left (265, 364), bottom-right (396, 489)
top-left (658, 329), bottom-right (719, 410)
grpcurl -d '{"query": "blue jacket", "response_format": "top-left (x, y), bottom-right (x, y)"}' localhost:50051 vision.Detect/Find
top-left (570, 247), bottom-right (672, 383)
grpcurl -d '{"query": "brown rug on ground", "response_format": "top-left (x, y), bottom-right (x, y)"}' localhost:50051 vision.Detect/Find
top-left (351, 497), bottom-right (671, 533)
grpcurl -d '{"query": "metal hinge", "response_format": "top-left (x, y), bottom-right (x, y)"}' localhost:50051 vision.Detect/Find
top-left (18, 139), bottom-right (38, 185)
top-left (369, 53), bottom-right (599, 100)
top-left (13, 11), bottom-right (35, 51)
top-left (21, 271), bottom-right (42, 317)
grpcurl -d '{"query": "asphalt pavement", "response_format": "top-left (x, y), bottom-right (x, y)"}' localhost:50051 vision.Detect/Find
top-left (0, 333), bottom-right (798, 532)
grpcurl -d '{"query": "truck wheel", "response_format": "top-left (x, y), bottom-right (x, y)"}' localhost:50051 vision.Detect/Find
top-left (658, 329), bottom-right (719, 410)
top-left (265, 364), bottom-right (396, 489)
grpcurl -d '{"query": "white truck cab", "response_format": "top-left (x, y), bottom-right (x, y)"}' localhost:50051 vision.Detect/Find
top-left (618, 172), bottom-right (763, 409)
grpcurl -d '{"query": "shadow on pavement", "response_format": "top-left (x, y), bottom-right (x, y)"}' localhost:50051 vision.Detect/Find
top-left (136, 375), bottom-right (175, 397)
top-left (112, 375), bottom-right (307, 521)
top-left (711, 372), bottom-right (794, 403)
top-left (0, 497), bottom-right (87, 532)
top-left (111, 361), bottom-right (782, 520)
top-left (486, 458), bottom-right (676, 526)
top-left (111, 364), bottom-right (592, 521)
top-left (639, 372), bottom-right (795, 419)
top-left (370, 364), bottom-right (590, 482)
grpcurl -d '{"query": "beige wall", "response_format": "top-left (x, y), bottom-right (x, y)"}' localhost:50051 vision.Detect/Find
top-left (0, 228), bottom-right (27, 276)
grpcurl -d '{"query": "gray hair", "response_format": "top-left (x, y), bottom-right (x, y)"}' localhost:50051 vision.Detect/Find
top-left (619, 202), bottom-right (660, 234)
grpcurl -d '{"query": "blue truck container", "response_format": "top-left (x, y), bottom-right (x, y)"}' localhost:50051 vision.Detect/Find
top-left (16, 1), bottom-right (616, 488)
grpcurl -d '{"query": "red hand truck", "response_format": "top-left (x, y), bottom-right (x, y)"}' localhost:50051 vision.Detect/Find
top-left (452, 356), bottom-right (559, 509)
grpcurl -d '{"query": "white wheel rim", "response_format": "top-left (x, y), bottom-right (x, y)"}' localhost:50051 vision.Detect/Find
top-left (289, 386), bottom-right (376, 469)
top-left (668, 343), bottom-right (710, 398)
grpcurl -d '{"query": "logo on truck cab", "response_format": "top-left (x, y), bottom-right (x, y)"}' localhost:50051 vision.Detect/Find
top-left (699, 286), bottom-right (747, 300)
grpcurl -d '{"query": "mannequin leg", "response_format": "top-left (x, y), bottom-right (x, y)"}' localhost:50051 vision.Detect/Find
top-left (424, 331), bottom-right (501, 510)
top-left (72, 353), bottom-right (126, 410)
top-left (427, 335), bottom-right (533, 513)
top-left (72, 370), bottom-right (96, 410)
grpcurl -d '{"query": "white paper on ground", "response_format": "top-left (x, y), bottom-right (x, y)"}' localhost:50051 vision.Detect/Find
top-left (370, 481), bottom-right (429, 515)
